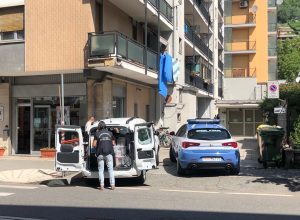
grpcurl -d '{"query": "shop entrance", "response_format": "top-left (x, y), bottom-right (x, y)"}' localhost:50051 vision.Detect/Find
top-left (33, 105), bottom-right (51, 151)
top-left (17, 104), bottom-right (31, 154)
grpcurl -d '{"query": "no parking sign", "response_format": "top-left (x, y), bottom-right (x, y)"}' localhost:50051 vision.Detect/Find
top-left (267, 81), bottom-right (279, 99)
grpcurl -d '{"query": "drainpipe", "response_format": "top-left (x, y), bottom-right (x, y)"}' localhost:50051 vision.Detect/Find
top-left (145, 0), bottom-right (148, 75)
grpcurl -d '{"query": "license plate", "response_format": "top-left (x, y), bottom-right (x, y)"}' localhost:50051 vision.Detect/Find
top-left (202, 157), bottom-right (222, 162)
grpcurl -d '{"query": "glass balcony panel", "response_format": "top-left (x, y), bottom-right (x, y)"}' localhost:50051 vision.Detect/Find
top-left (225, 68), bottom-right (256, 78)
top-left (90, 34), bottom-right (115, 57)
top-left (148, 0), bottom-right (157, 7)
top-left (268, 0), bottom-right (276, 7)
top-left (117, 35), bottom-right (127, 58)
top-left (128, 40), bottom-right (144, 64)
top-left (147, 50), bottom-right (157, 70)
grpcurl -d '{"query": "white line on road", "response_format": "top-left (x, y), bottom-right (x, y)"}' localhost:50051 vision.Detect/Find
top-left (118, 187), bottom-right (151, 191)
top-left (0, 192), bottom-right (14, 197)
top-left (0, 185), bottom-right (37, 190)
top-left (160, 189), bottom-right (220, 194)
top-left (224, 192), bottom-right (294, 197)
top-left (0, 216), bottom-right (46, 220)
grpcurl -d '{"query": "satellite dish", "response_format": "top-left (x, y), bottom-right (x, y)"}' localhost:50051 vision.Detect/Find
top-left (250, 5), bottom-right (258, 14)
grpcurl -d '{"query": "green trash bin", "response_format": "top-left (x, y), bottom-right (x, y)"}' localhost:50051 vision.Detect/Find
top-left (257, 126), bottom-right (284, 168)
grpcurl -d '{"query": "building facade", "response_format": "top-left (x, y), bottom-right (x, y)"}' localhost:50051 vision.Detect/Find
top-left (217, 0), bottom-right (278, 136)
top-left (0, 0), bottom-right (223, 156)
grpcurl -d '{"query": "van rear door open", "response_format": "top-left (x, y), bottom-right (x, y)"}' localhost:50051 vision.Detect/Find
top-left (134, 123), bottom-right (156, 170)
top-left (55, 125), bottom-right (85, 172)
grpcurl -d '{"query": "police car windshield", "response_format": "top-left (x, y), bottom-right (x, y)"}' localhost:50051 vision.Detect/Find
top-left (187, 128), bottom-right (230, 140)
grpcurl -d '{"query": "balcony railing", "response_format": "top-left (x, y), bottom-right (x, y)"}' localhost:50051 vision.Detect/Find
top-left (224, 68), bottom-right (256, 78)
top-left (185, 24), bottom-right (213, 61)
top-left (218, 1), bottom-right (223, 16)
top-left (194, 0), bottom-right (210, 23)
top-left (218, 87), bottom-right (223, 98)
top-left (185, 68), bottom-right (213, 94)
top-left (225, 41), bottom-right (256, 52)
top-left (88, 32), bottom-right (158, 71)
top-left (148, 0), bottom-right (173, 23)
top-left (218, 60), bottom-right (223, 71)
top-left (268, 0), bottom-right (277, 7)
top-left (225, 13), bottom-right (256, 25)
top-left (218, 31), bottom-right (223, 42)
top-left (268, 48), bottom-right (277, 56)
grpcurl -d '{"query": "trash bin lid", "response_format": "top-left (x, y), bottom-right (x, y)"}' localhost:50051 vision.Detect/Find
top-left (259, 126), bottom-right (284, 136)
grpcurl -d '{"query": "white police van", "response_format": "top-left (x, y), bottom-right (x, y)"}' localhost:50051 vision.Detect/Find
top-left (55, 117), bottom-right (158, 184)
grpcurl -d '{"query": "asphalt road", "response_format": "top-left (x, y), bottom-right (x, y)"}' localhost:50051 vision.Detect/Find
top-left (0, 147), bottom-right (300, 220)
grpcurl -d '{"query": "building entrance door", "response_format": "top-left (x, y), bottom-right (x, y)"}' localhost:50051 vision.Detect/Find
top-left (17, 104), bottom-right (31, 154)
top-left (33, 105), bottom-right (51, 152)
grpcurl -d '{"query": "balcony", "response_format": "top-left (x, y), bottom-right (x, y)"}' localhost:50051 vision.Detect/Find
top-left (268, 0), bottom-right (277, 7)
top-left (185, 24), bottom-right (213, 61)
top-left (218, 87), bottom-right (223, 98)
top-left (185, 68), bottom-right (214, 94)
top-left (224, 68), bottom-right (256, 78)
top-left (148, 0), bottom-right (172, 24)
top-left (218, 31), bottom-right (223, 42)
top-left (194, 0), bottom-right (210, 23)
top-left (109, 0), bottom-right (173, 31)
top-left (225, 13), bottom-right (256, 28)
top-left (224, 41), bottom-right (256, 54)
top-left (87, 32), bottom-right (158, 84)
top-left (218, 1), bottom-right (223, 16)
top-left (218, 60), bottom-right (223, 71)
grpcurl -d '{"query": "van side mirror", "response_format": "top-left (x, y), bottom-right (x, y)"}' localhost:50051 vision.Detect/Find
top-left (154, 130), bottom-right (159, 136)
top-left (169, 131), bottom-right (175, 136)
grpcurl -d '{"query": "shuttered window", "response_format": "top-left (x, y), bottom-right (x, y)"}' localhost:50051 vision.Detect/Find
top-left (0, 6), bottom-right (24, 32)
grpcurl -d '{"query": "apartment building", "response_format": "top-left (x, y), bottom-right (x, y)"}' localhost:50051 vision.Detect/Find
top-left (0, 0), bottom-right (223, 156)
top-left (217, 0), bottom-right (278, 136)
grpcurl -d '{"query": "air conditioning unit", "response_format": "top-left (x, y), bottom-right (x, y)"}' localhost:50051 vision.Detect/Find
top-left (240, 0), bottom-right (248, 9)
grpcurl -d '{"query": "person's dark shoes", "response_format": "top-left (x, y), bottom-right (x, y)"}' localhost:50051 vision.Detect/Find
top-left (111, 186), bottom-right (115, 190)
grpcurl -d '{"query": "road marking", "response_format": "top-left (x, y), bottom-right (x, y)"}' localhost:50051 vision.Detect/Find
top-left (118, 187), bottom-right (150, 191)
top-left (0, 192), bottom-right (14, 197)
top-left (224, 192), bottom-right (294, 197)
top-left (160, 189), bottom-right (220, 194)
top-left (0, 185), bottom-right (37, 190)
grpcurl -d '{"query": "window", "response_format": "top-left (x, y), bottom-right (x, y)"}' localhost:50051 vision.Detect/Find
top-left (145, 105), bottom-right (150, 122)
top-left (2, 31), bottom-right (14, 40)
top-left (112, 96), bottom-right (125, 118)
top-left (138, 128), bottom-right (152, 145)
top-left (176, 124), bottom-right (187, 137)
top-left (179, 37), bottom-right (182, 54)
top-left (134, 103), bottom-right (138, 117)
top-left (187, 128), bottom-right (231, 140)
top-left (0, 30), bottom-right (24, 41)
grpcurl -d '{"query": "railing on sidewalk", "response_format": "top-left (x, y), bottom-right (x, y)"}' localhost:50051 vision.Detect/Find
top-left (224, 68), bottom-right (257, 78)
top-left (88, 32), bottom-right (158, 71)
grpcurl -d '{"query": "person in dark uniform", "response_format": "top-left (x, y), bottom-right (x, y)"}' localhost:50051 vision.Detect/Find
top-left (93, 121), bottom-right (115, 190)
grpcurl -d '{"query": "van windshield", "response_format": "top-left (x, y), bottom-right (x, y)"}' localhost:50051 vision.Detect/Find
top-left (187, 128), bottom-right (231, 140)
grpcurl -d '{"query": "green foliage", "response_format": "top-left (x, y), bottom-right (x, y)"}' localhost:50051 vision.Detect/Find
top-left (289, 20), bottom-right (300, 33)
top-left (259, 99), bottom-right (280, 125)
top-left (278, 0), bottom-right (300, 23)
top-left (280, 83), bottom-right (300, 106)
top-left (291, 115), bottom-right (300, 147)
top-left (278, 37), bottom-right (300, 82)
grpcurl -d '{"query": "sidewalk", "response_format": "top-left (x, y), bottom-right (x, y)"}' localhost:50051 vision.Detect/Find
top-left (0, 156), bottom-right (61, 184)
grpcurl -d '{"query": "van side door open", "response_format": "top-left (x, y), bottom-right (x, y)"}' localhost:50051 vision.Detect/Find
top-left (55, 125), bottom-right (85, 172)
top-left (134, 123), bottom-right (156, 170)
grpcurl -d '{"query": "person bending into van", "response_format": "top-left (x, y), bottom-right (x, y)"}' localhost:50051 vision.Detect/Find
top-left (93, 121), bottom-right (116, 191)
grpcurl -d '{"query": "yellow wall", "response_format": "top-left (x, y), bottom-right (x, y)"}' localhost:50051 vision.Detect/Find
top-left (230, 0), bottom-right (268, 83)
top-left (25, 0), bottom-right (95, 72)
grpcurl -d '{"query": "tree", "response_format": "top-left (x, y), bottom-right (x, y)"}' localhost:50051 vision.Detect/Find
top-left (278, 0), bottom-right (300, 23)
top-left (278, 37), bottom-right (300, 82)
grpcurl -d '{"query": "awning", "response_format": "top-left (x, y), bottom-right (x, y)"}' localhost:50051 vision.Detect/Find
top-left (216, 100), bottom-right (262, 108)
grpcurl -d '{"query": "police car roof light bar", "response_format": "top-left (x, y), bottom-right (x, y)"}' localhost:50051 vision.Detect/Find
top-left (187, 119), bottom-right (221, 124)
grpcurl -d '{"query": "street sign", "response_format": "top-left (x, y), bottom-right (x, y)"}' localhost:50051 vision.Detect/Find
top-left (274, 107), bottom-right (286, 114)
top-left (267, 81), bottom-right (279, 99)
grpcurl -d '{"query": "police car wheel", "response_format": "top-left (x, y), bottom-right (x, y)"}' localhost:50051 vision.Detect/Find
top-left (169, 147), bottom-right (176, 163)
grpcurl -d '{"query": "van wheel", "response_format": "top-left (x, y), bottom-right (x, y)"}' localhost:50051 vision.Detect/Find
top-left (136, 170), bottom-right (146, 185)
top-left (169, 147), bottom-right (176, 163)
top-left (177, 161), bottom-right (186, 176)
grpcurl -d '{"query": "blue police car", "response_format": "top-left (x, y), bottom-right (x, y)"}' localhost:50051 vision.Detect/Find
top-left (169, 119), bottom-right (240, 175)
